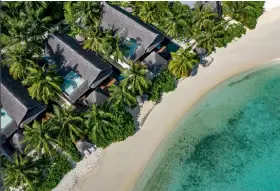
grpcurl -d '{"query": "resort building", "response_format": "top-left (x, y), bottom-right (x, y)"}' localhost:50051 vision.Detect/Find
top-left (1, 67), bottom-right (46, 160)
top-left (45, 33), bottom-right (113, 105)
top-left (142, 52), bottom-right (168, 79)
top-left (101, 2), bottom-right (165, 68)
top-left (180, 1), bottom-right (222, 16)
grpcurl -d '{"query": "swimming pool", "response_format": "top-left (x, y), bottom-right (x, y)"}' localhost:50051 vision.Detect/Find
top-left (1, 108), bottom-right (13, 129)
top-left (61, 71), bottom-right (85, 95)
top-left (122, 38), bottom-right (139, 58)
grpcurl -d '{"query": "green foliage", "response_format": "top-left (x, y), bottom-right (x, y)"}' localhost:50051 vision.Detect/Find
top-left (148, 71), bottom-right (177, 103)
top-left (22, 65), bottom-right (63, 104)
top-left (49, 105), bottom-right (85, 143)
top-left (2, 153), bottom-right (41, 191)
top-left (23, 120), bottom-right (59, 157)
top-left (108, 84), bottom-right (137, 108)
top-left (59, 137), bottom-right (82, 162)
top-left (37, 155), bottom-right (72, 191)
top-left (192, 4), bottom-right (218, 31)
top-left (107, 105), bottom-right (135, 141)
top-left (136, 2), bottom-right (169, 25)
top-left (168, 48), bottom-right (199, 78)
top-left (222, 1), bottom-right (265, 29)
top-left (84, 104), bottom-right (119, 148)
top-left (195, 21), bottom-right (224, 54)
top-left (120, 62), bottom-right (151, 96)
top-left (1, 43), bottom-right (40, 80)
top-left (220, 22), bottom-right (247, 47)
top-left (160, 2), bottom-right (192, 40)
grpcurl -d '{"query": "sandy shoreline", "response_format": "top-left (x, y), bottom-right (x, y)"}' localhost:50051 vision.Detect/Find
top-left (73, 6), bottom-right (280, 191)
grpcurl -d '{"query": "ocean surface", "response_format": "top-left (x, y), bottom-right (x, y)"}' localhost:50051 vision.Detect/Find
top-left (134, 61), bottom-right (280, 191)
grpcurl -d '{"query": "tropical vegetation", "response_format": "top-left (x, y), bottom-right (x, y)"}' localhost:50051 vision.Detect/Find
top-left (108, 84), bottom-right (137, 108)
top-left (1, 1), bottom-right (265, 191)
top-left (168, 48), bottom-right (199, 78)
top-left (1, 153), bottom-right (41, 191)
top-left (23, 120), bottom-right (59, 157)
top-left (148, 71), bottom-right (177, 103)
top-left (222, 1), bottom-right (265, 29)
top-left (22, 65), bottom-right (63, 104)
top-left (120, 62), bottom-right (151, 96)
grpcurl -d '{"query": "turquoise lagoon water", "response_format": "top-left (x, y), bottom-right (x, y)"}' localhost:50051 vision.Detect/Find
top-left (134, 61), bottom-right (280, 191)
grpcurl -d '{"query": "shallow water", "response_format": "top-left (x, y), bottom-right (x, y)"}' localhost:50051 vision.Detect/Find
top-left (134, 62), bottom-right (280, 191)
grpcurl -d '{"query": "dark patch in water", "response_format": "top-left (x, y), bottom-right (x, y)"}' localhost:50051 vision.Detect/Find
top-left (228, 68), bottom-right (270, 87)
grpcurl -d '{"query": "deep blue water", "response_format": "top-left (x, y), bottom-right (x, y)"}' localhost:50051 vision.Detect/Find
top-left (134, 62), bottom-right (280, 191)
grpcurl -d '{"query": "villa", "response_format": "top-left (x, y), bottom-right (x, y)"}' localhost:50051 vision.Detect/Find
top-left (101, 2), bottom-right (165, 67)
top-left (0, 67), bottom-right (46, 160)
top-left (45, 33), bottom-right (113, 105)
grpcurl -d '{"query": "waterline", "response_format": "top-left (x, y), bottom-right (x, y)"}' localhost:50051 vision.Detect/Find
top-left (134, 61), bottom-right (280, 191)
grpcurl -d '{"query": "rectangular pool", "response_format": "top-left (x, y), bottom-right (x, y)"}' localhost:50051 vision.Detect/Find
top-left (1, 108), bottom-right (13, 129)
top-left (122, 38), bottom-right (139, 58)
top-left (61, 71), bottom-right (85, 95)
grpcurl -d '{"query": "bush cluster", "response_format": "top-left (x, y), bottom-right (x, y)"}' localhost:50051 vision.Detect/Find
top-left (148, 71), bottom-right (177, 103)
top-left (38, 155), bottom-right (72, 191)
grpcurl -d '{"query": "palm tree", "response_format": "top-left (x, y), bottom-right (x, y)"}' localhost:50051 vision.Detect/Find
top-left (168, 48), bottom-right (199, 78)
top-left (84, 104), bottom-right (119, 147)
top-left (195, 21), bottom-right (224, 54)
top-left (108, 84), bottom-right (137, 108)
top-left (21, 1), bottom-right (48, 14)
top-left (105, 34), bottom-right (128, 63)
top-left (64, 1), bottom-right (102, 28)
top-left (161, 2), bottom-right (191, 40)
top-left (2, 153), bottom-right (41, 191)
top-left (23, 120), bottom-right (60, 157)
top-left (137, 2), bottom-right (169, 25)
top-left (24, 7), bottom-right (52, 42)
top-left (22, 65), bottom-right (63, 104)
top-left (50, 105), bottom-right (85, 144)
top-left (2, 43), bottom-right (41, 80)
top-left (120, 62), bottom-right (151, 95)
top-left (222, 1), bottom-right (264, 29)
top-left (192, 4), bottom-right (218, 31)
top-left (83, 24), bottom-right (111, 55)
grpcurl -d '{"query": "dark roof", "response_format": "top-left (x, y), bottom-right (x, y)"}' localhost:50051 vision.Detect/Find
top-left (197, 1), bottom-right (222, 15)
top-left (180, 1), bottom-right (197, 9)
top-left (75, 140), bottom-right (93, 154)
top-left (101, 2), bottom-right (164, 61)
top-left (1, 67), bottom-right (46, 142)
top-left (85, 88), bottom-right (108, 106)
top-left (11, 132), bottom-right (26, 154)
top-left (45, 33), bottom-right (112, 103)
top-left (142, 52), bottom-right (168, 76)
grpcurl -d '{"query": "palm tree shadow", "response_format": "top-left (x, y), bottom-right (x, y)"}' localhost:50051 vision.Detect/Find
top-left (45, 40), bottom-right (66, 68)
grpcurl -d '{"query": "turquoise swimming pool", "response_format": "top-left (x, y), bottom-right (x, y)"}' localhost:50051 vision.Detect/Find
top-left (61, 71), bottom-right (85, 95)
top-left (1, 108), bottom-right (13, 129)
top-left (122, 38), bottom-right (138, 58)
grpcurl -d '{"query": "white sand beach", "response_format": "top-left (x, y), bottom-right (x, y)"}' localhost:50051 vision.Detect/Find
top-left (70, 6), bottom-right (280, 191)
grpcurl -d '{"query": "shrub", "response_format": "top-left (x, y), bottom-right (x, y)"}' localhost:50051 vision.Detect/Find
top-left (148, 71), bottom-right (177, 103)
top-left (90, 105), bottom-right (135, 148)
top-left (110, 106), bottom-right (135, 141)
top-left (221, 23), bottom-right (247, 47)
top-left (38, 155), bottom-right (72, 191)
top-left (60, 138), bottom-right (82, 162)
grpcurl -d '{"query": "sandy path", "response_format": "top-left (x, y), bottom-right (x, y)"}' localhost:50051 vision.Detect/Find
top-left (75, 6), bottom-right (280, 191)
